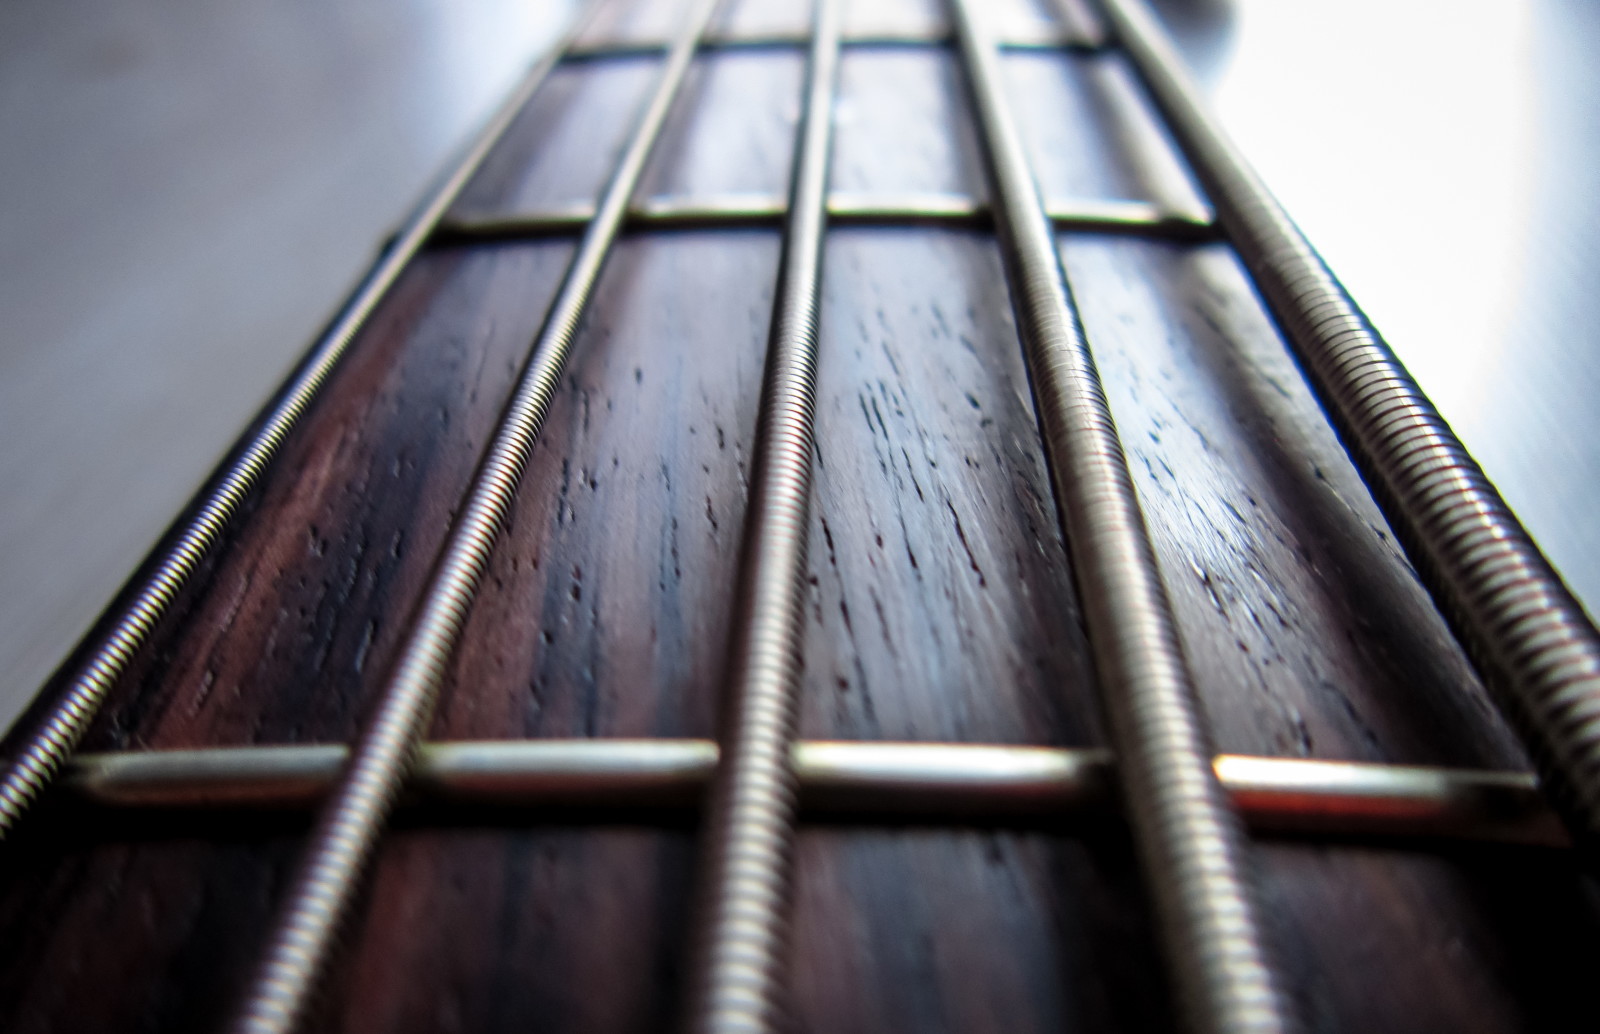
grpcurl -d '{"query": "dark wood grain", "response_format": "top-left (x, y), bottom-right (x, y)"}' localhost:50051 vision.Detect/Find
top-left (315, 827), bottom-right (696, 1034)
top-left (801, 227), bottom-right (1100, 745)
top-left (428, 230), bottom-right (778, 741)
top-left (77, 241), bottom-right (575, 752)
top-left (0, 822), bottom-right (294, 1033)
top-left (791, 828), bottom-right (1171, 1033)
top-left (637, 50), bottom-right (801, 199)
top-left (1062, 233), bottom-right (1526, 768)
top-left (1256, 843), bottom-right (1600, 1033)
top-left (831, 48), bottom-right (989, 198)
top-left (454, 56), bottom-right (660, 215)
top-left (1006, 49), bottom-right (1208, 209)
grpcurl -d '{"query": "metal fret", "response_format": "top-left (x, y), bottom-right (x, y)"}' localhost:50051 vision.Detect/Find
top-left (683, 1), bottom-right (839, 1030)
top-left (59, 740), bottom-right (1566, 849)
top-left (564, 27), bottom-right (1100, 60)
top-left (433, 193), bottom-right (1216, 242)
top-left (0, 0), bottom-right (607, 846)
top-left (228, 2), bottom-right (724, 1031)
top-left (950, 1), bottom-right (1296, 1031)
top-left (1099, 0), bottom-right (1600, 857)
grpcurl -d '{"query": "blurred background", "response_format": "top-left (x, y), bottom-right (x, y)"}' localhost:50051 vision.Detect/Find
top-left (1, 0), bottom-right (1595, 732)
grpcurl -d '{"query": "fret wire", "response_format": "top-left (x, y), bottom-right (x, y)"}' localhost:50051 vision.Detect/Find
top-left (59, 741), bottom-right (1566, 849)
top-left (432, 193), bottom-right (1217, 242)
top-left (563, 29), bottom-right (1101, 60)
top-left (682, 0), bottom-right (839, 1030)
top-left (1100, 0), bottom-right (1600, 862)
top-left (0, 0), bottom-right (608, 846)
top-left (226, 2), bottom-right (725, 1031)
top-left (948, 2), bottom-right (1299, 1033)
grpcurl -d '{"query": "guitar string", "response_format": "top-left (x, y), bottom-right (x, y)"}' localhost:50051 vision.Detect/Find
top-left (228, 1), bottom-right (726, 1031)
top-left (681, 0), bottom-right (839, 1031)
top-left (950, 1), bottom-right (1299, 1031)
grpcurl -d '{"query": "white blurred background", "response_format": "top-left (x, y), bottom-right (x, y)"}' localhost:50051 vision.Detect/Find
top-left (1, 0), bottom-right (1595, 732)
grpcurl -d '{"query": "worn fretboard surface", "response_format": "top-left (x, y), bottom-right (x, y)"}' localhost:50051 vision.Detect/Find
top-left (2, 0), bottom-right (1596, 1030)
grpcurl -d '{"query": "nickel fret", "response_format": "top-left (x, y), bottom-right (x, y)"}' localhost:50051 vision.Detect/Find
top-left (61, 741), bottom-right (1566, 849)
top-left (564, 28), bottom-right (1101, 60)
top-left (432, 192), bottom-right (1217, 242)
